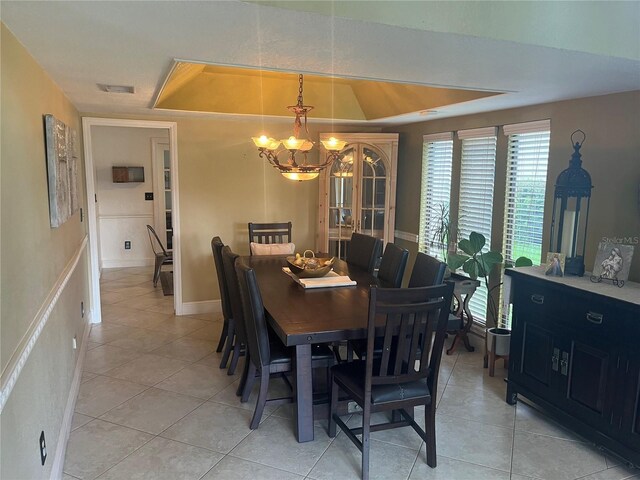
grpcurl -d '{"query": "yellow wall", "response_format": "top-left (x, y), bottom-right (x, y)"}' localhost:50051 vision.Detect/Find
top-left (1, 24), bottom-right (90, 479)
top-left (82, 113), bottom-right (379, 304)
top-left (385, 91), bottom-right (640, 281)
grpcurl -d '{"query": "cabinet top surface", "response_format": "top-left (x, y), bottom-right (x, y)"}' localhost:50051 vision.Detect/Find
top-left (506, 266), bottom-right (640, 307)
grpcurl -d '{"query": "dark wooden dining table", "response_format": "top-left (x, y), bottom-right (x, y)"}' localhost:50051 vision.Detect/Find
top-left (243, 255), bottom-right (378, 443)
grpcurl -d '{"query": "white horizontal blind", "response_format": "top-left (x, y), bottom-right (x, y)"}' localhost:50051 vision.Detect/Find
top-left (500, 123), bottom-right (550, 327)
top-left (457, 128), bottom-right (497, 326)
top-left (418, 133), bottom-right (453, 259)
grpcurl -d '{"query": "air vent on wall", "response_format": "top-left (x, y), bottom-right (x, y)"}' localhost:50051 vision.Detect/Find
top-left (97, 84), bottom-right (135, 94)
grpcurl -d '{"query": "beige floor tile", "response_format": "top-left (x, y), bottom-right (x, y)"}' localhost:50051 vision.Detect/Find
top-left (155, 363), bottom-right (237, 399)
top-left (107, 328), bottom-right (182, 352)
top-left (71, 412), bottom-right (94, 431)
top-left (162, 401), bottom-right (253, 454)
top-left (308, 433), bottom-right (418, 480)
top-left (89, 324), bottom-right (138, 344)
top-left (63, 419), bottom-right (153, 480)
top-left (201, 456), bottom-right (304, 480)
top-left (99, 387), bottom-right (203, 434)
top-left (115, 292), bottom-right (175, 314)
top-left (578, 466), bottom-right (640, 480)
top-left (185, 322), bottom-right (224, 341)
top-left (81, 372), bottom-right (97, 383)
top-left (195, 351), bottom-right (225, 367)
top-left (230, 416), bottom-right (333, 476)
top-left (95, 436), bottom-right (222, 480)
top-left (437, 383), bottom-right (515, 428)
top-left (104, 309), bottom-right (172, 330)
top-left (446, 361), bottom-right (507, 393)
top-left (75, 375), bottom-right (147, 417)
top-left (188, 312), bottom-right (224, 322)
top-left (409, 454), bottom-right (510, 480)
top-left (511, 430), bottom-right (607, 480)
top-left (149, 315), bottom-right (212, 335)
top-left (100, 290), bottom-right (134, 305)
top-left (103, 353), bottom-right (189, 386)
top-left (150, 337), bottom-right (217, 362)
top-left (86, 341), bottom-right (102, 351)
top-left (209, 378), bottom-right (281, 416)
top-left (343, 411), bottom-right (424, 450)
top-left (63, 473), bottom-right (80, 480)
top-left (515, 401), bottom-right (580, 441)
top-left (99, 304), bottom-right (134, 323)
top-left (434, 414), bottom-right (513, 472)
top-left (84, 345), bottom-right (142, 374)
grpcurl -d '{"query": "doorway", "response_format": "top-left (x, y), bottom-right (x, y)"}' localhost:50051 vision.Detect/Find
top-left (82, 118), bottom-right (181, 323)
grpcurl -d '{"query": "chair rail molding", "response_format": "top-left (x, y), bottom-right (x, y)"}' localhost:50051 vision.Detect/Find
top-left (0, 235), bottom-right (87, 413)
top-left (394, 230), bottom-right (419, 243)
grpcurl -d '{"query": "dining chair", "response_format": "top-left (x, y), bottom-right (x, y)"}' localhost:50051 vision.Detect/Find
top-left (247, 221), bottom-right (290, 244)
top-left (376, 242), bottom-right (409, 288)
top-left (346, 232), bottom-right (383, 273)
top-left (211, 237), bottom-right (233, 356)
top-left (328, 282), bottom-right (455, 480)
top-left (221, 246), bottom-right (247, 376)
top-left (235, 258), bottom-right (336, 429)
top-left (408, 252), bottom-right (446, 287)
top-left (146, 225), bottom-right (172, 287)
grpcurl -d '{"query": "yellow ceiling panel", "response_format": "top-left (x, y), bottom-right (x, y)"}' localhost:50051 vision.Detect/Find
top-left (154, 62), bottom-right (502, 121)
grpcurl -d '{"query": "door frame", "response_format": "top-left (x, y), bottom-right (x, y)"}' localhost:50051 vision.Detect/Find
top-left (151, 138), bottom-right (171, 248)
top-left (82, 117), bottom-right (181, 323)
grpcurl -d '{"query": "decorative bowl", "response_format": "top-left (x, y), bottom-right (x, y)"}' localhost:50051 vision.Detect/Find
top-left (286, 250), bottom-right (335, 278)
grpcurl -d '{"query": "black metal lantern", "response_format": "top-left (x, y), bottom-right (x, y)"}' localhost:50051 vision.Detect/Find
top-left (549, 130), bottom-right (593, 276)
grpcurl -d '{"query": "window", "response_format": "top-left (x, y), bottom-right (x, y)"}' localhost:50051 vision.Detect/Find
top-left (500, 120), bottom-right (550, 327)
top-left (457, 127), bottom-right (498, 326)
top-left (418, 133), bottom-right (453, 259)
top-left (502, 120), bottom-right (550, 265)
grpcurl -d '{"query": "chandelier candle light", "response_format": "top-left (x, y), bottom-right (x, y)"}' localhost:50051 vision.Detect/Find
top-left (252, 74), bottom-right (347, 181)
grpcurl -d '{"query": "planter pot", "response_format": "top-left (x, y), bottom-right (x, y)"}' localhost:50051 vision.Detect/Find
top-left (487, 327), bottom-right (511, 357)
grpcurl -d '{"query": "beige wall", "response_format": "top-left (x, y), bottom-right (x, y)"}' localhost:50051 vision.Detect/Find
top-left (385, 91), bottom-right (640, 282)
top-left (1, 24), bottom-right (90, 478)
top-left (82, 113), bottom-right (379, 304)
top-left (93, 126), bottom-right (168, 267)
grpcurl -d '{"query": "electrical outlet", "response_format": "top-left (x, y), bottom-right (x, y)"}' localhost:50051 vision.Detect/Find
top-left (145, 192), bottom-right (153, 201)
top-left (39, 431), bottom-right (47, 465)
top-left (124, 241), bottom-right (131, 250)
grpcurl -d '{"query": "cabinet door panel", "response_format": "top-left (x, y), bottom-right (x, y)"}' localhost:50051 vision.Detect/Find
top-left (515, 321), bottom-right (559, 399)
top-left (567, 341), bottom-right (611, 415)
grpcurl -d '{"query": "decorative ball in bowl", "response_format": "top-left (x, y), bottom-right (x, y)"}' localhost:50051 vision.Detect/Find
top-left (286, 250), bottom-right (335, 278)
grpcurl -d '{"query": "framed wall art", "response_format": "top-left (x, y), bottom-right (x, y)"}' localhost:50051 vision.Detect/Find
top-left (44, 114), bottom-right (78, 227)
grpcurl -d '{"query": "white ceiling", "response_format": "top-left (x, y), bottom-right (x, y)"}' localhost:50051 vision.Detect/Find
top-left (2, 0), bottom-right (639, 125)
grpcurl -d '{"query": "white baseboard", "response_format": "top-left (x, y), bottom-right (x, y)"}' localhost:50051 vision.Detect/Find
top-left (101, 258), bottom-right (154, 269)
top-left (50, 319), bottom-right (91, 480)
top-left (180, 300), bottom-right (221, 316)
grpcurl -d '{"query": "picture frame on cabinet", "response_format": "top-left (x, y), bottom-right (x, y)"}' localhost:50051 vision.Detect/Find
top-left (591, 242), bottom-right (634, 284)
top-left (545, 252), bottom-right (565, 277)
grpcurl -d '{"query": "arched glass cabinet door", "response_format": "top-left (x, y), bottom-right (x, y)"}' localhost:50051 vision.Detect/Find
top-left (359, 146), bottom-right (387, 241)
top-left (318, 133), bottom-right (398, 258)
top-left (327, 147), bottom-right (355, 259)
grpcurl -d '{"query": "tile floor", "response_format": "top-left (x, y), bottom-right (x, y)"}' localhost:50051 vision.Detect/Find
top-left (63, 267), bottom-right (639, 480)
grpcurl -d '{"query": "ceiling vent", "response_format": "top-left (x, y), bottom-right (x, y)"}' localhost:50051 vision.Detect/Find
top-left (98, 84), bottom-right (135, 94)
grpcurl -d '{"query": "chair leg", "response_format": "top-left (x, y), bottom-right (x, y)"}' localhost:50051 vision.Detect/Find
top-left (236, 352), bottom-right (251, 396)
top-left (250, 369), bottom-right (270, 429)
top-left (153, 255), bottom-right (163, 287)
top-left (362, 405), bottom-right (371, 480)
top-left (425, 402), bottom-right (437, 468)
top-left (216, 318), bottom-right (228, 353)
top-left (219, 319), bottom-right (235, 369)
top-left (228, 340), bottom-right (242, 375)
top-left (241, 362), bottom-right (257, 403)
top-left (328, 373), bottom-right (339, 437)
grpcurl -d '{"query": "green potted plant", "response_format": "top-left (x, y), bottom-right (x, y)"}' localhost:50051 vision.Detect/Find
top-left (446, 232), bottom-right (532, 358)
top-left (427, 203), bottom-right (459, 275)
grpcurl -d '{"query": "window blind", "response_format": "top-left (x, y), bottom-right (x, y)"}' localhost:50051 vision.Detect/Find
top-left (502, 128), bottom-right (550, 265)
top-left (457, 129), bottom-right (497, 325)
top-left (418, 133), bottom-right (453, 259)
top-left (500, 123), bottom-right (550, 328)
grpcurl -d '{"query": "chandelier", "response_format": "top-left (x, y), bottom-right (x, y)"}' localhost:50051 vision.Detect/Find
top-left (252, 74), bottom-right (347, 181)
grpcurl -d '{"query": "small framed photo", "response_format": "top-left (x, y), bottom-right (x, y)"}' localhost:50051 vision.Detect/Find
top-left (545, 252), bottom-right (565, 277)
top-left (592, 242), bottom-right (634, 283)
